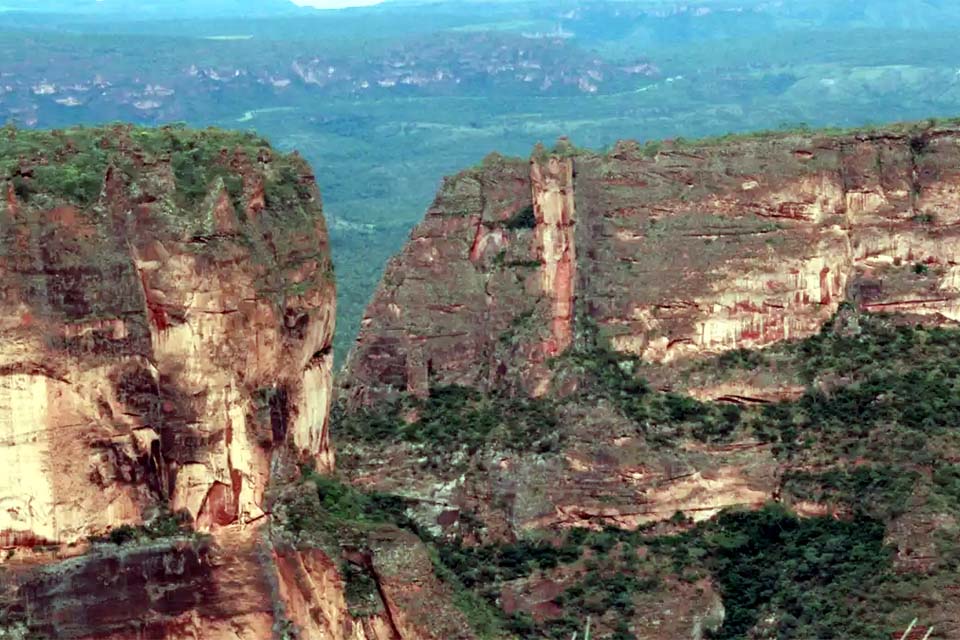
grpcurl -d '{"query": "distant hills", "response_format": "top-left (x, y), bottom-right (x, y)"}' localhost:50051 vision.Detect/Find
top-left (4, 0), bottom-right (313, 18)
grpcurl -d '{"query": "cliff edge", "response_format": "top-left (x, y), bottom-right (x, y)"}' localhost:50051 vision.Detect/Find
top-left (335, 121), bottom-right (960, 639)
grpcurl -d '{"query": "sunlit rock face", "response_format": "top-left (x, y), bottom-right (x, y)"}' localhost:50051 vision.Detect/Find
top-left (337, 123), bottom-right (960, 542)
top-left (344, 125), bottom-right (960, 400)
top-left (578, 130), bottom-right (960, 364)
top-left (531, 154), bottom-right (576, 362)
top-left (274, 529), bottom-right (477, 640)
top-left (0, 125), bottom-right (336, 546)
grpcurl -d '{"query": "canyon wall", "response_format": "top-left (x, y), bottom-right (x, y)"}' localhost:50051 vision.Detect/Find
top-left (338, 120), bottom-right (960, 542)
top-left (345, 124), bottom-right (960, 402)
top-left (0, 125), bottom-right (480, 640)
top-left (333, 122), bottom-right (960, 638)
top-left (0, 125), bottom-right (336, 545)
top-left (0, 125), bottom-right (340, 639)
top-left (5, 121), bottom-right (959, 639)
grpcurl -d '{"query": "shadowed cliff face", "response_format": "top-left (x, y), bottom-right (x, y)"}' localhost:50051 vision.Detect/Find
top-left (0, 525), bottom-right (463, 640)
top-left (0, 530), bottom-right (274, 640)
top-left (0, 125), bottom-right (336, 544)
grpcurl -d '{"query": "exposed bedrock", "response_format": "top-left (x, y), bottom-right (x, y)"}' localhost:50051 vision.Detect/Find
top-left (339, 123), bottom-right (960, 538)
top-left (0, 126), bottom-right (336, 546)
top-left (345, 126), bottom-right (960, 403)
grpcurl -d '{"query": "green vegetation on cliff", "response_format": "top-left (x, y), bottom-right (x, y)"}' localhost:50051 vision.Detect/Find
top-left (0, 123), bottom-right (333, 314)
top-left (332, 310), bottom-right (960, 638)
top-left (0, 123), bottom-right (325, 239)
top-left (276, 466), bottom-right (418, 618)
top-left (277, 466), bottom-right (906, 640)
top-left (333, 385), bottom-right (562, 467)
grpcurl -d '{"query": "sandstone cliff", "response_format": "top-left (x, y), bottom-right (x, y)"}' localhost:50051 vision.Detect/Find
top-left (337, 121), bottom-right (960, 639)
top-left (344, 125), bottom-right (960, 400)
top-left (0, 126), bottom-right (416, 640)
top-left (4, 120), bottom-right (959, 640)
top-left (0, 124), bottom-right (336, 545)
top-left (0, 124), bottom-right (486, 640)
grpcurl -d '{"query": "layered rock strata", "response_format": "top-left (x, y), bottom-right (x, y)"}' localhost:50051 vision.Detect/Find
top-left (345, 124), bottom-right (960, 401)
top-left (339, 122), bottom-right (960, 538)
top-left (335, 120), bottom-right (960, 638)
top-left (0, 126), bottom-right (336, 545)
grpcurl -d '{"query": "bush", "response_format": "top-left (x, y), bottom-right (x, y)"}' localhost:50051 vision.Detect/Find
top-left (102, 510), bottom-right (190, 545)
top-left (651, 504), bottom-right (892, 640)
top-left (332, 385), bottom-right (562, 461)
top-left (504, 204), bottom-right (537, 230)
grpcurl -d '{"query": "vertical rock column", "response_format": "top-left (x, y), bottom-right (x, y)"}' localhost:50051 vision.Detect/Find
top-left (289, 283), bottom-right (337, 474)
top-left (531, 156), bottom-right (577, 357)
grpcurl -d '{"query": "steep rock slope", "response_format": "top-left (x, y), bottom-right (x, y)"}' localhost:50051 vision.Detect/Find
top-left (345, 125), bottom-right (960, 400)
top-left (336, 121), bottom-right (960, 639)
top-left (0, 126), bottom-right (479, 640)
top-left (0, 126), bottom-right (322, 639)
top-left (339, 124), bottom-right (960, 531)
top-left (0, 125), bottom-right (336, 545)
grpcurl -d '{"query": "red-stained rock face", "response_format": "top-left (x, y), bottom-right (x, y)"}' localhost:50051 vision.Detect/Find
top-left (531, 156), bottom-right (577, 364)
top-left (343, 125), bottom-right (960, 402)
top-left (334, 122), bottom-right (960, 554)
top-left (0, 126), bottom-right (336, 547)
top-left (331, 123), bottom-right (960, 638)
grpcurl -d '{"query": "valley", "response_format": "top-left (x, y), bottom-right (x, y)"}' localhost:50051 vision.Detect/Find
top-left (1, 2), bottom-right (959, 638)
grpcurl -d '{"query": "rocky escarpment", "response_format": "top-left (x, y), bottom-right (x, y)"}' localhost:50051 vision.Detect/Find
top-left (0, 522), bottom-right (469, 639)
top-left (339, 123), bottom-right (960, 530)
top-left (0, 126), bottom-right (318, 639)
top-left (0, 124), bottom-right (485, 640)
top-left (345, 124), bottom-right (960, 400)
top-left (336, 121), bottom-right (960, 639)
top-left (0, 124), bottom-right (336, 546)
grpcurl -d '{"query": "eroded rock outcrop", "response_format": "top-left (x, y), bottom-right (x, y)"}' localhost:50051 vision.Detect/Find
top-left (0, 125), bottom-right (335, 545)
top-left (340, 124), bottom-right (960, 527)
top-left (0, 528), bottom-right (276, 639)
top-left (345, 124), bottom-right (960, 402)
top-left (274, 529), bottom-right (477, 640)
top-left (0, 125), bottom-right (381, 640)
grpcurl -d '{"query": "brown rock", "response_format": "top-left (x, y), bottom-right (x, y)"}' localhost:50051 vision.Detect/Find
top-left (0, 125), bottom-right (335, 545)
top-left (345, 125), bottom-right (960, 402)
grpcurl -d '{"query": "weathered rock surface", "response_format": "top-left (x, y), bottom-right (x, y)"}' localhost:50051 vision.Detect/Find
top-left (0, 521), bottom-right (472, 640)
top-left (0, 125), bottom-right (336, 546)
top-left (0, 125), bottom-right (390, 640)
top-left (275, 528), bottom-right (477, 640)
top-left (0, 125), bottom-right (485, 640)
top-left (0, 528), bottom-right (275, 639)
top-left (345, 125), bottom-right (960, 400)
top-left (336, 122), bottom-right (960, 638)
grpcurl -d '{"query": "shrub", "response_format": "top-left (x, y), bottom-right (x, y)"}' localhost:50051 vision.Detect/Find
top-left (503, 204), bottom-right (537, 229)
